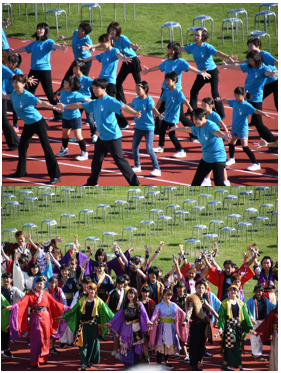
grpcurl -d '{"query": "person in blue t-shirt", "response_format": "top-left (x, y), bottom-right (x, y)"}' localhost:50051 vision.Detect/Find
top-left (143, 41), bottom-right (210, 138)
top-left (129, 81), bottom-right (162, 177)
top-left (153, 71), bottom-right (193, 158)
top-left (8, 22), bottom-right (68, 122)
top-left (56, 76), bottom-right (91, 162)
top-left (222, 50), bottom-right (277, 145)
top-left (2, 19), bottom-right (10, 51)
top-left (5, 54), bottom-right (23, 132)
top-left (84, 33), bottom-right (132, 129)
top-left (55, 77), bottom-right (142, 186)
top-left (169, 108), bottom-right (232, 186)
top-left (219, 86), bottom-right (274, 172)
top-left (181, 28), bottom-right (236, 120)
top-left (3, 74), bottom-right (61, 184)
top-left (55, 22), bottom-right (93, 92)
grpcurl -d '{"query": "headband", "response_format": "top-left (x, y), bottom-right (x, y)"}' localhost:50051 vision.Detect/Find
top-left (87, 283), bottom-right (97, 289)
top-left (228, 285), bottom-right (239, 291)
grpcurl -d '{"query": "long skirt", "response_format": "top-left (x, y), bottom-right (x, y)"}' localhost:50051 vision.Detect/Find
top-left (79, 323), bottom-right (100, 366)
top-left (223, 326), bottom-right (242, 366)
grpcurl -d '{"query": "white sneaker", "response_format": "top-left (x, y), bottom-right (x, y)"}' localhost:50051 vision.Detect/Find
top-left (153, 146), bottom-right (164, 153)
top-left (111, 351), bottom-right (117, 357)
top-left (69, 136), bottom-right (77, 143)
top-left (76, 151), bottom-right (89, 161)
top-left (174, 353), bottom-right (180, 359)
top-left (92, 134), bottom-right (98, 143)
top-left (225, 158), bottom-right (235, 166)
top-left (247, 163), bottom-right (261, 171)
top-left (150, 169), bottom-right (161, 177)
top-left (173, 150), bottom-right (186, 158)
top-left (56, 147), bottom-right (69, 157)
top-left (132, 166), bottom-right (142, 173)
top-left (224, 180), bottom-right (231, 186)
top-left (201, 178), bottom-right (212, 186)
top-left (115, 353), bottom-right (120, 359)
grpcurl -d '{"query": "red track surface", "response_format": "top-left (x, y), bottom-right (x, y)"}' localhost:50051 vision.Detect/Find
top-left (1, 330), bottom-right (271, 371)
top-left (2, 38), bottom-right (278, 186)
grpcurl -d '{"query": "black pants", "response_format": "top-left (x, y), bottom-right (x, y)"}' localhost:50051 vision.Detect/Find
top-left (192, 159), bottom-right (225, 186)
top-left (263, 80), bottom-right (278, 111)
top-left (159, 120), bottom-right (183, 151)
top-left (16, 118), bottom-right (61, 179)
top-left (189, 322), bottom-right (207, 368)
top-left (28, 69), bottom-right (62, 119)
top-left (1, 329), bottom-right (10, 351)
top-left (156, 352), bottom-right (169, 364)
top-left (248, 101), bottom-right (276, 142)
top-left (116, 57), bottom-right (142, 104)
top-left (86, 137), bottom-right (141, 186)
top-left (2, 99), bottom-right (19, 150)
top-left (58, 60), bottom-right (92, 91)
top-left (190, 68), bottom-right (225, 119)
top-left (107, 83), bottom-right (128, 128)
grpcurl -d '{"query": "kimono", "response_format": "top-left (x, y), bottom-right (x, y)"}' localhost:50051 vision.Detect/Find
top-left (139, 280), bottom-right (164, 304)
top-left (110, 301), bottom-right (149, 368)
top-left (141, 298), bottom-right (156, 319)
top-left (258, 269), bottom-right (278, 304)
top-left (149, 301), bottom-right (188, 355)
top-left (256, 307), bottom-right (278, 371)
top-left (106, 288), bottom-right (125, 313)
top-left (13, 260), bottom-right (53, 292)
top-left (62, 296), bottom-right (114, 367)
top-left (218, 298), bottom-right (253, 367)
top-left (58, 276), bottom-right (80, 306)
top-left (89, 272), bottom-right (114, 302)
top-left (9, 289), bottom-right (69, 366)
top-left (47, 287), bottom-right (68, 339)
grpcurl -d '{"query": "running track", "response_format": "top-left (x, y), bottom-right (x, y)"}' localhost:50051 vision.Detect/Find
top-left (2, 38), bottom-right (278, 186)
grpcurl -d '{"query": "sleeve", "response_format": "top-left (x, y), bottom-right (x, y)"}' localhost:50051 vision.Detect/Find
top-left (227, 99), bottom-right (234, 108)
top-left (86, 35), bottom-right (93, 45)
top-left (150, 304), bottom-right (160, 324)
top-left (98, 301), bottom-right (115, 337)
top-left (160, 89), bottom-right (166, 102)
top-left (24, 41), bottom-right (34, 54)
top-left (241, 304), bottom-right (253, 338)
top-left (1, 294), bottom-right (10, 332)
top-left (110, 97), bottom-right (123, 114)
top-left (47, 39), bottom-right (55, 52)
top-left (130, 97), bottom-right (136, 109)
top-left (147, 96), bottom-right (155, 110)
top-left (246, 102), bottom-right (256, 116)
top-left (207, 120), bottom-right (219, 136)
top-left (240, 64), bottom-right (249, 73)
top-left (75, 92), bottom-right (87, 102)
top-left (28, 92), bottom-right (40, 107)
top-left (9, 294), bottom-right (31, 339)
top-left (95, 53), bottom-right (103, 63)
top-left (217, 303), bottom-right (226, 330)
top-left (206, 43), bottom-right (217, 55)
top-left (206, 266), bottom-right (220, 287)
top-left (236, 263), bottom-right (255, 286)
top-left (13, 287), bottom-right (26, 301)
top-left (191, 125), bottom-right (198, 137)
top-left (13, 260), bottom-right (25, 291)
top-left (109, 307), bottom-right (125, 336)
top-left (261, 51), bottom-right (276, 66)
top-left (121, 35), bottom-right (132, 48)
top-left (158, 61), bottom-right (166, 72)
top-left (42, 261), bottom-right (53, 281)
top-left (178, 90), bottom-right (186, 104)
top-left (184, 45), bottom-right (192, 54)
top-left (62, 301), bottom-right (81, 333)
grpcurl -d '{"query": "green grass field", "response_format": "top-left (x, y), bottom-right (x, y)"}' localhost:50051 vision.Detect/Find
top-left (1, 186), bottom-right (278, 300)
top-left (3, 3), bottom-right (278, 61)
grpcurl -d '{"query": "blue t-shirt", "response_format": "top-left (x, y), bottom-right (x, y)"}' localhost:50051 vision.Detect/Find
top-left (246, 50), bottom-right (277, 85)
top-left (72, 30), bottom-right (93, 60)
top-left (130, 95), bottom-right (155, 131)
top-left (191, 119), bottom-right (226, 163)
top-left (2, 64), bottom-right (14, 81)
top-left (10, 89), bottom-right (42, 125)
top-left (160, 88), bottom-right (186, 123)
top-left (227, 99), bottom-right (255, 136)
top-left (78, 74), bottom-right (93, 98)
top-left (4, 67), bottom-right (24, 94)
top-left (184, 42), bottom-right (217, 71)
top-left (159, 58), bottom-right (190, 90)
top-left (60, 90), bottom-right (86, 120)
top-left (82, 95), bottom-right (123, 141)
top-left (95, 48), bottom-right (119, 84)
top-left (25, 39), bottom-right (55, 70)
top-left (207, 111), bottom-right (221, 129)
top-left (240, 63), bottom-right (270, 103)
top-left (2, 27), bottom-right (9, 50)
top-left (113, 35), bottom-right (137, 58)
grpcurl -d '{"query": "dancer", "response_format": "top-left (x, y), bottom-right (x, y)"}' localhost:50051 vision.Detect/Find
top-left (257, 256), bottom-right (278, 305)
top-left (169, 108), bottom-right (231, 185)
top-left (8, 22), bottom-right (68, 121)
top-left (217, 285), bottom-right (253, 371)
top-left (56, 77), bottom-right (141, 186)
top-left (87, 261), bottom-right (114, 302)
top-left (129, 81), bottom-right (162, 176)
top-left (105, 287), bottom-right (150, 369)
top-left (181, 28), bottom-right (236, 119)
top-left (218, 86), bottom-right (274, 171)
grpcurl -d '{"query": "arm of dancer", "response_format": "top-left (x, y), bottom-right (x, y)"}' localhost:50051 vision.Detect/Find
top-left (142, 65), bottom-right (160, 75)
top-left (147, 241), bottom-right (164, 266)
top-left (187, 65), bottom-right (211, 79)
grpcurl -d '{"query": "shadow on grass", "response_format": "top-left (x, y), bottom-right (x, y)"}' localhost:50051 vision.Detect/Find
top-left (6, 33), bottom-right (26, 38)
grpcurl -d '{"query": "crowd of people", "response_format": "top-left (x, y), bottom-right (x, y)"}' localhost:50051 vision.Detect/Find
top-left (2, 18), bottom-right (278, 186)
top-left (1, 230), bottom-right (278, 371)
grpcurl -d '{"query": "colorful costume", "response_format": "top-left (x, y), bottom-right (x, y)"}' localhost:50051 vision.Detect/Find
top-left (9, 289), bottom-right (68, 367)
top-left (89, 272), bottom-right (114, 302)
top-left (62, 296), bottom-right (114, 367)
top-left (258, 268), bottom-right (278, 304)
top-left (218, 298), bottom-right (253, 367)
top-left (13, 260), bottom-right (53, 291)
top-left (139, 280), bottom-right (164, 304)
top-left (110, 302), bottom-right (149, 368)
top-left (106, 287), bottom-right (125, 313)
top-left (47, 287), bottom-right (68, 339)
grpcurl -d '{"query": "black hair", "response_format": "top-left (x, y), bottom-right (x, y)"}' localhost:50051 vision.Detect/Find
top-left (98, 33), bottom-right (114, 47)
top-left (72, 60), bottom-right (86, 73)
top-left (165, 71), bottom-right (178, 83)
top-left (2, 272), bottom-right (12, 279)
top-left (200, 277), bottom-right (209, 286)
top-left (82, 276), bottom-right (92, 284)
top-left (12, 74), bottom-right (27, 84)
top-left (95, 248), bottom-right (107, 262)
top-left (163, 287), bottom-right (173, 296)
top-left (78, 22), bottom-right (92, 35)
top-left (173, 280), bottom-right (186, 294)
top-left (36, 275), bottom-right (46, 283)
top-left (116, 276), bottom-right (125, 284)
top-left (254, 284), bottom-right (264, 293)
top-left (96, 261), bottom-right (106, 268)
top-left (167, 41), bottom-right (182, 60)
top-left (49, 276), bottom-right (59, 298)
top-left (247, 38), bottom-right (262, 49)
top-left (141, 285), bottom-right (150, 293)
top-left (28, 261), bottom-right (41, 277)
top-left (93, 77), bottom-right (109, 90)
top-left (59, 263), bottom-right (70, 279)
top-left (137, 81), bottom-right (149, 94)
top-left (107, 22), bottom-right (122, 37)
top-left (196, 28), bottom-right (209, 42)
top-left (18, 257), bottom-right (27, 265)
top-left (7, 54), bottom-right (22, 68)
top-left (246, 50), bottom-right (263, 69)
top-left (122, 274), bottom-right (130, 282)
top-left (123, 288), bottom-right (140, 313)
top-left (261, 256), bottom-right (274, 269)
top-left (64, 76), bottom-right (81, 92)
top-left (223, 260), bottom-right (234, 267)
top-left (191, 108), bottom-right (207, 121)
top-left (202, 97), bottom-right (217, 112)
top-left (130, 256), bottom-right (140, 265)
top-left (195, 279), bottom-right (207, 288)
top-left (32, 23), bottom-right (49, 41)
top-left (148, 266), bottom-right (159, 277)
top-left (234, 86), bottom-right (252, 100)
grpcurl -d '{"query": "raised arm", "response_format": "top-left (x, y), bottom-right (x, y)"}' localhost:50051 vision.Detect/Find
top-left (7, 46), bottom-right (27, 56)
top-left (168, 124), bottom-right (192, 134)
top-left (56, 35), bottom-right (73, 42)
top-left (147, 241), bottom-right (164, 266)
top-left (253, 109), bottom-right (274, 119)
top-left (52, 43), bottom-right (68, 53)
top-left (215, 51), bottom-right (237, 61)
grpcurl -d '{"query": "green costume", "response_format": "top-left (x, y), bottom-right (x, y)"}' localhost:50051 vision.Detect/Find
top-left (218, 298), bottom-right (253, 366)
top-left (1, 294), bottom-right (10, 332)
top-left (63, 295), bottom-right (114, 367)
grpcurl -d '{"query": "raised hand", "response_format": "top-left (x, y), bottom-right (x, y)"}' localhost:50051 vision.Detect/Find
top-left (201, 70), bottom-right (211, 80)
top-left (134, 44), bottom-right (141, 51)
top-left (55, 235), bottom-right (65, 243)
top-left (56, 35), bottom-right (65, 42)
top-left (27, 76), bottom-right (38, 86)
top-left (142, 66), bottom-right (150, 75)
top-left (123, 56), bottom-right (132, 64)
top-left (61, 42), bottom-right (68, 53)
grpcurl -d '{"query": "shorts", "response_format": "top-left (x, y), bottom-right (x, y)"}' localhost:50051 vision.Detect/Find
top-left (231, 132), bottom-right (248, 140)
top-left (62, 117), bottom-right (82, 130)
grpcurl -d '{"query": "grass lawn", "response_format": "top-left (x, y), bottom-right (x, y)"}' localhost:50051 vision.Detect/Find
top-left (1, 186), bottom-right (278, 300)
top-left (3, 3), bottom-right (278, 61)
